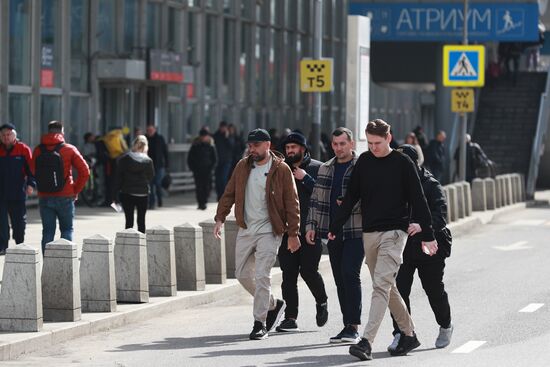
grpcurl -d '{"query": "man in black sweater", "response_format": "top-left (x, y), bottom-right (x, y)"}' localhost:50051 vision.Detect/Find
top-left (329, 119), bottom-right (438, 361)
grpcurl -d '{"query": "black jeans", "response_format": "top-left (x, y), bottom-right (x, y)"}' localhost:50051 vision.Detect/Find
top-left (278, 234), bottom-right (327, 320)
top-left (193, 171), bottom-right (212, 208)
top-left (392, 259), bottom-right (452, 333)
top-left (327, 236), bottom-right (364, 326)
top-left (120, 193), bottom-right (148, 233)
top-left (0, 200), bottom-right (26, 251)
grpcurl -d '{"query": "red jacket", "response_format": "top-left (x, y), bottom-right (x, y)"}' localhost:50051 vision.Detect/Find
top-left (31, 133), bottom-right (90, 198)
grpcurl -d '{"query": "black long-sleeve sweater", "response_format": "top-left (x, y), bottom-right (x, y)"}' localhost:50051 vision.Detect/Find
top-left (329, 150), bottom-right (435, 242)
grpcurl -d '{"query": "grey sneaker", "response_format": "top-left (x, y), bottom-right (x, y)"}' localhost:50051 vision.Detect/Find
top-left (387, 332), bottom-right (401, 352)
top-left (435, 324), bottom-right (454, 348)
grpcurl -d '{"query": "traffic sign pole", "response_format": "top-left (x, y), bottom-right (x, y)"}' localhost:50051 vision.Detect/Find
top-left (311, 0), bottom-right (322, 160)
top-left (459, 0), bottom-right (469, 182)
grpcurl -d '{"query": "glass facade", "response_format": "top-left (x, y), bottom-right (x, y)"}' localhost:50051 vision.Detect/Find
top-left (0, 0), bottom-right (347, 171)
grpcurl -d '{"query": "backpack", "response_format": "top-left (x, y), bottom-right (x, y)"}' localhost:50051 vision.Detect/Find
top-left (35, 143), bottom-right (65, 193)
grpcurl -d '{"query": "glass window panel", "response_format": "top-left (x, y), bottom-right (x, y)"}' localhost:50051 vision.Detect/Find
top-left (69, 96), bottom-right (89, 147)
top-left (8, 94), bottom-right (31, 143)
top-left (41, 0), bottom-right (61, 87)
top-left (205, 15), bottom-right (218, 99)
top-left (40, 96), bottom-right (62, 134)
top-left (147, 2), bottom-right (162, 48)
top-left (9, 0), bottom-right (32, 85)
top-left (167, 7), bottom-right (182, 52)
top-left (240, 23), bottom-right (250, 103)
top-left (97, 0), bottom-right (115, 52)
top-left (223, 0), bottom-right (234, 15)
top-left (167, 102), bottom-right (184, 145)
top-left (124, 0), bottom-right (138, 53)
top-left (222, 19), bottom-right (235, 101)
top-left (187, 12), bottom-right (197, 64)
top-left (71, 0), bottom-right (89, 91)
top-left (323, 0), bottom-right (332, 37)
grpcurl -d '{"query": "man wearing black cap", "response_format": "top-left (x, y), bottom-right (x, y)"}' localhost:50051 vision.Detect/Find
top-left (387, 144), bottom-right (454, 351)
top-left (214, 128), bottom-right (301, 340)
top-left (0, 123), bottom-right (36, 255)
top-left (275, 131), bottom-right (328, 332)
top-left (187, 128), bottom-right (217, 210)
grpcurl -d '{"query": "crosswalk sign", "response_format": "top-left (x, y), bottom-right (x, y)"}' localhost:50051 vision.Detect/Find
top-left (443, 45), bottom-right (485, 87)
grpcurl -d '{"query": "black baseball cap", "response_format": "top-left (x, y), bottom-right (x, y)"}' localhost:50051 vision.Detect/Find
top-left (0, 123), bottom-right (16, 131)
top-left (247, 128), bottom-right (271, 143)
top-left (397, 144), bottom-right (419, 163)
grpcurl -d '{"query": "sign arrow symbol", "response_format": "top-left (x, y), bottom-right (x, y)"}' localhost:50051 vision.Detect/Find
top-left (492, 241), bottom-right (531, 251)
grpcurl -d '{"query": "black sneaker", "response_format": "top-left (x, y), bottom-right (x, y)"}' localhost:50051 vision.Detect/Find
top-left (329, 325), bottom-right (359, 344)
top-left (389, 332), bottom-right (421, 356)
top-left (316, 302), bottom-right (328, 327)
top-left (266, 299), bottom-right (286, 332)
top-left (276, 318), bottom-right (300, 332)
top-left (249, 321), bottom-right (268, 340)
top-left (349, 338), bottom-right (372, 361)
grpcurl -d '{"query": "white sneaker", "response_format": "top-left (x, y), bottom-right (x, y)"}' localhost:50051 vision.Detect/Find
top-left (387, 333), bottom-right (401, 352)
top-left (435, 324), bottom-right (454, 348)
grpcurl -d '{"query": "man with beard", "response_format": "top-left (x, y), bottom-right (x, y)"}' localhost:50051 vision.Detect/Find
top-left (214, 128), bottom-right (301, 340)
top-left (275, 131), bottom-right (328, 332)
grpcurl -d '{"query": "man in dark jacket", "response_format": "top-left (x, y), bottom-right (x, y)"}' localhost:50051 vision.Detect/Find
top-left (213, 121), bottom-right (234, 200)
top-left (424, 130), bottom-right (447, 182)
top-left (0, 123), bottom-right (36, 255)
top-left (387, 144), bottom-right (453, 351)
top-left (276, 131), bottom-right (328, 332)
top-left (146, 125), bottom-right (169, 208)
top-left (188, 128), bottom-right (217, 210)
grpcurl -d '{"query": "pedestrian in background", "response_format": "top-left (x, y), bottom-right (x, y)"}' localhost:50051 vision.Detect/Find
top-left (276, 131), bottom-right (328, 332)
top-left (32, 121), bottom-right (89, 253)
top-left (0, 123), bottom-right (35, 255)
top-left (146, 125), bottom-right (168, 209)
top-left (187, 128), bottom-right (217, 210)
top-left (404, 132), bottom-right (424, 167)
top-left (413, 126), bottom-right (428, 152)
top-left (306, 127), bottom-right (364, 344)
top-left (214, 128), bottom-right (300, 340)
top-left (213, 121), bottom-right (234, 200)
top-left (388, 144), bottom-right (453, 352)
top-left (102, 127), bottom-right (128, 206)
top-left (329, 119), bottom-right (438, 361)
top-left (424, 130), bottom-right (447, 182)
top-left (114, 135), bottom-right (155, 233)
top-left (228, 123), bottom-right (246, 171)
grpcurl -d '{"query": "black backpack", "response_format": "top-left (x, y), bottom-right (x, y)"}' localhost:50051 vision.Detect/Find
top-left (35, 143), bottom-right (65, 193)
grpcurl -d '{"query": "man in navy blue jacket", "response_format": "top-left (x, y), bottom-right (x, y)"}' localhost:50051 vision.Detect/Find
top-left (0, 123), bottom-right (36, 255)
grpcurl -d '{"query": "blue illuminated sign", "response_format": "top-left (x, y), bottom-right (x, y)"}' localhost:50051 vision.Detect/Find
top-left (349, 2), bottom-right (539, 42)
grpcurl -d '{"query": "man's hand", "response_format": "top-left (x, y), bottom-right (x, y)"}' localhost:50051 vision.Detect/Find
top-left (305, 230), bottom-right (316, 245)
top-left (421, 240), bottom-right (438, 256)
top-left (327, 232), bottom-right (336, 241)
top-left (26, 186), bottom-right (34, 195)
top-left (407, 223), bottom-right (422, 236)
top-left (287, 236), bottom-right (301, 253)
top-left (214, 220), bottom-right (223, 240)
top-left (292, 168), bottom-right (307, 180)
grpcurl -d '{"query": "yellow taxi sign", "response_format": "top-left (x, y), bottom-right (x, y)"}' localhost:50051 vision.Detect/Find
top-left (451, 88), bottom-right (475, 113)
top-left (300, 59), bottom-right (333, 92)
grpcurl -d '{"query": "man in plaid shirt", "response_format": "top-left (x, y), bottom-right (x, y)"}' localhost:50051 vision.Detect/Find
top-left (305, 127), bottom-right (364, 344)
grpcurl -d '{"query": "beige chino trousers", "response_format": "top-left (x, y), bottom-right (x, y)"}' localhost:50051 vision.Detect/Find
top-left (362, 230), bottom-right (415, 343)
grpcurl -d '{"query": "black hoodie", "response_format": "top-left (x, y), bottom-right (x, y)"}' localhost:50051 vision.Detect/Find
top-left (115, 152), bottom-right (155, 196)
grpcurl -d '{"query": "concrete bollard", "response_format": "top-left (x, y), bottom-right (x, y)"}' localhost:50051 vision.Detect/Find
top-left (457, 181), bottom-right (472, 217)
top-left (115, 229), bottom-right (149, 303)
top-left (42, 239), bottom-right (81, 322)
top-left (472, 178), bottom-right (487, 211)
top-left (519, 173), bottom-right (526, 201)
top-left (443, 187), bottom-right (451, 224)
top-left (494, 176), bottom-right (503, 208)
top-left (146, 226), bottom-right (177, 297)
top-left (484, 178), bottom-right (497, 210)
top-left (446, 185), bottom-right (459, 222)
top-left (0, 245), bottom-right (43, 331)
top-left (512, 174), bottom-right (521, 203)
top-left (504, 175), bottom-right (514, 205)
top-left (199, 220), bottom-right (227, 284)
top-left (497, 176), bottom-right (507, 207)
top-left (454, 184), bottom-right (466, 219)
top-left (80, 234), bottom-right (117, 312)
top-left (174, 223), bottom-right (205, 291)
top-left (224, 217), bottom-right (238, 279)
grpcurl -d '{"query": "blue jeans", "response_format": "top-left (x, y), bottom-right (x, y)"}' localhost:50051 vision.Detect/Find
top-left (39, 197), bottom-right (75, 253)
top-left (0, 200), bottom-right (27, 251)
top-left (215, 162), bottom-right (232, 200)
top-left (149, 167), bottom-right (165, 208)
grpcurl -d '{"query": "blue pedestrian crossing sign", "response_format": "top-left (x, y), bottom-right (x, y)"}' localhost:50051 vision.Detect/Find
top-left (443, 45), bottom-right (485, 87)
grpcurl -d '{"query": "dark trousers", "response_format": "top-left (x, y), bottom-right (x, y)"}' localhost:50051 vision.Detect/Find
top-left (392, 259), bottom-right (452, 334)
top-left (120, 193), bottom-right (148, 233)
top-left (193, 171), bottom-right (212, 208)
top-left (327, 236), bottom-right (364, 326)
top-left (215, 162), bottom-right (232, 201)
top-left (278, 234), bottom-right (328, 320)
top-left (0, 200), bottom-right (27, 251)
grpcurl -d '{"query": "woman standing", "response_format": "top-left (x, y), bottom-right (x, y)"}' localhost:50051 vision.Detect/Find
top-left (114, 135), bottom-right (155, 233)
top-left (404, 132), bottom-right (425, 167)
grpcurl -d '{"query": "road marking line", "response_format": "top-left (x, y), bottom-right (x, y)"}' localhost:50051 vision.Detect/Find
top-left (519, 303), bottom-right (544, 313)
top-left (492, 241), bottom-right (531, 251)
top-left (452, 341), bottom-right (486, 354)
top-left (511, 219), bottom-right (546, 226)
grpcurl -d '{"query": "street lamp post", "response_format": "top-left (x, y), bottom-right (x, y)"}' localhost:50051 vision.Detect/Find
top-left (311, 0), bottom-right (322, 159)
top-left (458, 0), bottom-right (469, 182)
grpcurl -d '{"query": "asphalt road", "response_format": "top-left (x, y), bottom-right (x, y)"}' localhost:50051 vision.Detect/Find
top-left (5, 205), bottom-right (550, 367)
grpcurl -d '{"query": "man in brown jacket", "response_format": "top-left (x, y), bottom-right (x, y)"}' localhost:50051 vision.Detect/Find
top-left (214, 128), bottom-right (301, 340)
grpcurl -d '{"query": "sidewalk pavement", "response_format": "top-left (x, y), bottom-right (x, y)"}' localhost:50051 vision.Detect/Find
top-left (0, 190), bottom-right (545, 360)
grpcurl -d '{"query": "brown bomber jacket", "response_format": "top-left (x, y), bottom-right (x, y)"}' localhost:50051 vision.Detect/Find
top-left (215, 150), bottom-right (300, 237)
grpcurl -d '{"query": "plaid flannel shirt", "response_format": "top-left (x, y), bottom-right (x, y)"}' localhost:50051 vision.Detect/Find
top-left (306, 153), bottom-right (362, 240)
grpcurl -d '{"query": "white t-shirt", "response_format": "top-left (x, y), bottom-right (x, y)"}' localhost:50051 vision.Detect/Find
top-left (242, 157), bottom-right (273, 235)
